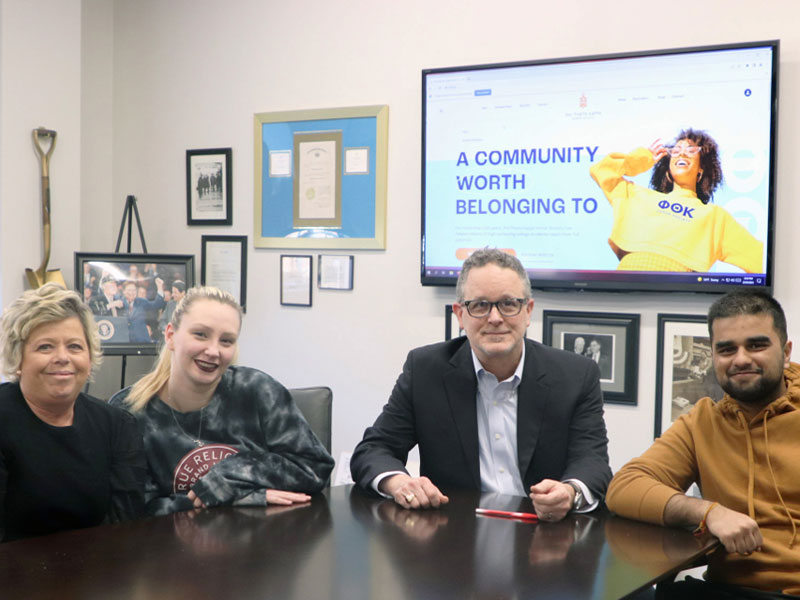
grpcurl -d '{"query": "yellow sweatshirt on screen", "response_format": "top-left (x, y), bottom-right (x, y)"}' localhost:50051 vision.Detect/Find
top-left (589, 148), bottom-right (763, 273)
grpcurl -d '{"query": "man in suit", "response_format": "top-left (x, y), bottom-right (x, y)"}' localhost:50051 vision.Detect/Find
top-left (588, 339), bottom-right (612, 380)
top-left (351, 249), bottom-right (611, 520)
top-left (121, 278), bottom-right (165, 343)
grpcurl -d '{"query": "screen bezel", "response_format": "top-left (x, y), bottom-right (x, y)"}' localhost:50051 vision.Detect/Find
top-left (420, 40), bottom-right (779, 294)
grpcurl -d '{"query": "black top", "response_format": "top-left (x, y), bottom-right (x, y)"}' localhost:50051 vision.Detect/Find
top-left (0, 382), bottom-right (146, 542)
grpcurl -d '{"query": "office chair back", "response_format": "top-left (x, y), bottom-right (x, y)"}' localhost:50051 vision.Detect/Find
top-left (289, 386), bottom-right (332, 453)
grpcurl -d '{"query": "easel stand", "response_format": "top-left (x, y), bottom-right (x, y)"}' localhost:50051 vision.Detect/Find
top-left (115, 195), bottom-right (149, 389)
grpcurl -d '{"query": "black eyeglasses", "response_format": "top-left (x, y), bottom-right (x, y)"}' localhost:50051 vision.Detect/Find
top-left (461, 298), bottom-right (528, 318)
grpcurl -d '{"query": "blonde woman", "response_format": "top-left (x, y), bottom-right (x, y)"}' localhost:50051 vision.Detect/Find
top-left (0, 284), bottom-right (145, 541)
top-left (110, 286), bottom-right (334, 515)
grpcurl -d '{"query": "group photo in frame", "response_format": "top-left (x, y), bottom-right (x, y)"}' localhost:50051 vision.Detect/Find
top-left (654, 314), bottom-right (723, 438)
top-left (253, 105), bottom-right (388, 249)
top-left (542, 310), bottom-right (640, 405)
top-left (186, 148), bottom-right (232, 225)
top-left (75, 252), bottom-right (195, 355)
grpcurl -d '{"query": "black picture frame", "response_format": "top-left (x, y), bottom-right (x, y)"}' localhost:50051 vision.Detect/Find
top-left (186, 148), bottom-right (232, 225)
top-left (655, 314), bottom-right (722, 438)
top-left (317, 254), bottom-right (354, 290)
top-left (280, 255), bottom-right (312, 307)
top-left (542, 310), bottom-right (640, 405)
top-left (201, 235), bottom-right (247, 312)
top-left (444, 304), bottom-right (464, 341)
top-left (75, 252), bottom-right (195, 355)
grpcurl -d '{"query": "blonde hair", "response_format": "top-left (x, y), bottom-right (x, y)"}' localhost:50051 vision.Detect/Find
top-left (123, 286), bottom-right (242, 412)
top-left (0, 283), bottom-right (102, 381)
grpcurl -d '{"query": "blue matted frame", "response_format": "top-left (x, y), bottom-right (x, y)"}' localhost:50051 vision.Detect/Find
top-left (254, 105), bottom-right (388, 249)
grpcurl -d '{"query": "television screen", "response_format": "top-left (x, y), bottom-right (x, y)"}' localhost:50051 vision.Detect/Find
top-left (421, 41), bottom-right (778, 293)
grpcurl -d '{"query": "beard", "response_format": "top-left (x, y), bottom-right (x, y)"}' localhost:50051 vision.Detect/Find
top-left (719, 368), bottom-right (785, 406)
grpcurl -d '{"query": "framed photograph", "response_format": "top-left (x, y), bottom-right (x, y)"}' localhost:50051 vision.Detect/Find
top-left (186, 148), bottom-right (232, 225)
top-left (655, 314), bottom-right (723, 438)
top-left (318, 254), bottom-right (354, 290)
top-left (280, 255), bottom-right (312, 307)
top-left (444, 304), bottom-right (464, 341)
top-left (253, 105), bottom-right (388, 249)
top-left (201, 235), bottom-right (247, 312)
top-left (75, 252), bottom-right (195, 355)
top-left (542, 310), bottom-right (640, 405)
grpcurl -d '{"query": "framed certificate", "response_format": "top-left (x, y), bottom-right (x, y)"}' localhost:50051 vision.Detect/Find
top-left (280, 255), bottom-right (312, 307)
top-left (201, 235), bottom-right (247, 311)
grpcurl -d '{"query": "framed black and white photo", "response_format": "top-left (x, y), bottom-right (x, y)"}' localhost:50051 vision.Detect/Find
top-left (318, 254), bottom-right (354, 290)
top-left (186, 148), bottom-right (232, 225)
top-left (75, 252), bottom-right (195, 355)
top-left (655, 314), bottom-right (723, 438)
top-left (543, 310), bottom-right (640, 405)
top-left (280, 255), bottom-right (312, 307)
top-left (201, 235), bottom-right (247, 312)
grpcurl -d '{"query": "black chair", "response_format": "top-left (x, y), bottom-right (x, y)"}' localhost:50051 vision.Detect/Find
top-left (289, 386), bottom-right (332, 453)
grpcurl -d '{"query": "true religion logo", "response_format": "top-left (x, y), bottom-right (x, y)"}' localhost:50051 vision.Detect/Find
top-left (172, 444), bottom-right (238, 493)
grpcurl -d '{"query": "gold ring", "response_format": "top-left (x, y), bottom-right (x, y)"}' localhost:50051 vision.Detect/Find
top-left (404, 493), bottom-right (415, 503)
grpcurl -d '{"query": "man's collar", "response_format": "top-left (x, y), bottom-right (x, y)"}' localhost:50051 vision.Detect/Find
top-left (470, 342), bottom-right (526, 384)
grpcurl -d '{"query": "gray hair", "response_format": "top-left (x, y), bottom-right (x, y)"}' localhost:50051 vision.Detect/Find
top-left (455, 248), bottom-right (532, 302)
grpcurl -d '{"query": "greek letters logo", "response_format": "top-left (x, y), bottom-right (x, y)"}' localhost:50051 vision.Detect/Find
top-left (658, 199), bottom-right (694, 218)
top-left (173, 444), bottom-right (238, 493)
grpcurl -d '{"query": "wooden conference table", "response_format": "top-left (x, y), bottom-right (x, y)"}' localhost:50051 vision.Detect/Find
top-left (0, 485), bottom-right (716, 599)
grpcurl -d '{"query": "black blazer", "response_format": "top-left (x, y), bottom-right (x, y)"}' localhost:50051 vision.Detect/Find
top-left (351, 337), bottom-right (612, 500)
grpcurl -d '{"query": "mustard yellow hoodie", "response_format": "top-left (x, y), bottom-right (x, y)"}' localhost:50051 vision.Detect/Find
top-left (607, 363), bottom-right (800, 594)
top-left (589, 148), bottom-right (764, 273)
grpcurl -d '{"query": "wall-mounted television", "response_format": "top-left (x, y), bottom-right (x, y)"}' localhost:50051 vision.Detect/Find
top-left (421, 41), bottom-right (778, 293)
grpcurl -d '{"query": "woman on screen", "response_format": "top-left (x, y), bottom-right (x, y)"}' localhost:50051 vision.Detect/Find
top-left (589, 128), bottom-right (763, 273)
top-left (0, 284), bottom-right (145, 541)
top-left (110, 286), bottom-right (334, 516)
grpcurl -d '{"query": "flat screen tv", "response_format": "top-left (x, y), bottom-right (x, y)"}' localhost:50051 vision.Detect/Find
top-left (421, 41), bottom-right (778, 293)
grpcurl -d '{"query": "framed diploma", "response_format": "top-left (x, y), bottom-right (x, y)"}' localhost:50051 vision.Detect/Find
top-left (318, 254), bottom-right (354, 290)
top-left (186, 148), bottom-right (232, 225)
top-left (254, 105), bottom-right (388, 249)
top-left (201, 235), bottom-right (247, 311)
top-left (280, 255), bottom-right (312, 307)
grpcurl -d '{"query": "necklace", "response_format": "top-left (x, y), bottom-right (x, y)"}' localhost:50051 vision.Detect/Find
top-left (167, 396), bottom-right (205, 447)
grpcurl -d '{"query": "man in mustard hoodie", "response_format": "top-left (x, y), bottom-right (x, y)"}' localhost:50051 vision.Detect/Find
top-left (607, 290), bottom-right (800, 598)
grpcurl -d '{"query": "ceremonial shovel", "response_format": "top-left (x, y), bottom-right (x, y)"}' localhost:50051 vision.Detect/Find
top-left (26, 127), bottom-right (66, 289)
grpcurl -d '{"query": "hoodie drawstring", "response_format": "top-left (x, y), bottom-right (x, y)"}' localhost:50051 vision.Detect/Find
top-left (761, 411), bottom-right (797, 548)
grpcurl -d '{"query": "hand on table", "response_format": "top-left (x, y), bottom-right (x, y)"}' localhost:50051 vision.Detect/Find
top-left (529, 479), bottom-right (574, 522)
top-left (266, 489), bottom-right (311, 506)
top-left (379, 474), bottom-right (449, 509)
top-left (187, 489), bottom-right (207, 509)
top-left (705, 504), bottom-right (763, 555)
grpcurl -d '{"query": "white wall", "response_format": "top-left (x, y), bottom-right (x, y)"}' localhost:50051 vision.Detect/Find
top-left (4, 0), bottom-right (800, 473)
top-left (0, 0), bottom-right (82, 307)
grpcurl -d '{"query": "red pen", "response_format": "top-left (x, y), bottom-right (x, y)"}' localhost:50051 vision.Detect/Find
top-left (475, 508), bottom-right (539, 522)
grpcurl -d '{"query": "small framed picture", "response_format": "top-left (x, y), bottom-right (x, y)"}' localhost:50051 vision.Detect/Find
top-left (318, 254), bottom-right (354, 290)
top-left (444, 305), bottom-right (464, 341)
top-left (280, 255), bottom-right (312, 307)
top-left (186, 148), bottom-right (232, 225)
top-left (655, 314), bottom-right (723, 438)
top-left (542, 310), bottom-right (640, 405)
top-left (201, 235), bottom-right (247, 312)
top-left (75, 252), bottom-right (195, 355)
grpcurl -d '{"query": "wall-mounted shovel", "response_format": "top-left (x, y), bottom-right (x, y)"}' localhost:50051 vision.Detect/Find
top-left (26, 127), bottom-right (66, 289)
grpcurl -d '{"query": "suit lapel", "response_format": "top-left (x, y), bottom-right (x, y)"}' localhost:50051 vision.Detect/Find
top-left (517, 341), bottom-right (549, 485)
top-left (443, 342), bottom-right (481, 489)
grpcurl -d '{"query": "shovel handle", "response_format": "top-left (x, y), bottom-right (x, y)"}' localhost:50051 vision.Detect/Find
top-left (32, 128), bottom-right (57, 277)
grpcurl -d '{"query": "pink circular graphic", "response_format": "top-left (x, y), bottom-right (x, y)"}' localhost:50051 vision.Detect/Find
top-left (173, 444), bottom-right (239, 493)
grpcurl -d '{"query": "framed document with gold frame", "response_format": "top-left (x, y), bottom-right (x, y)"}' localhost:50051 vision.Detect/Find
top-left (254, 105), bottom-right (388, 249)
